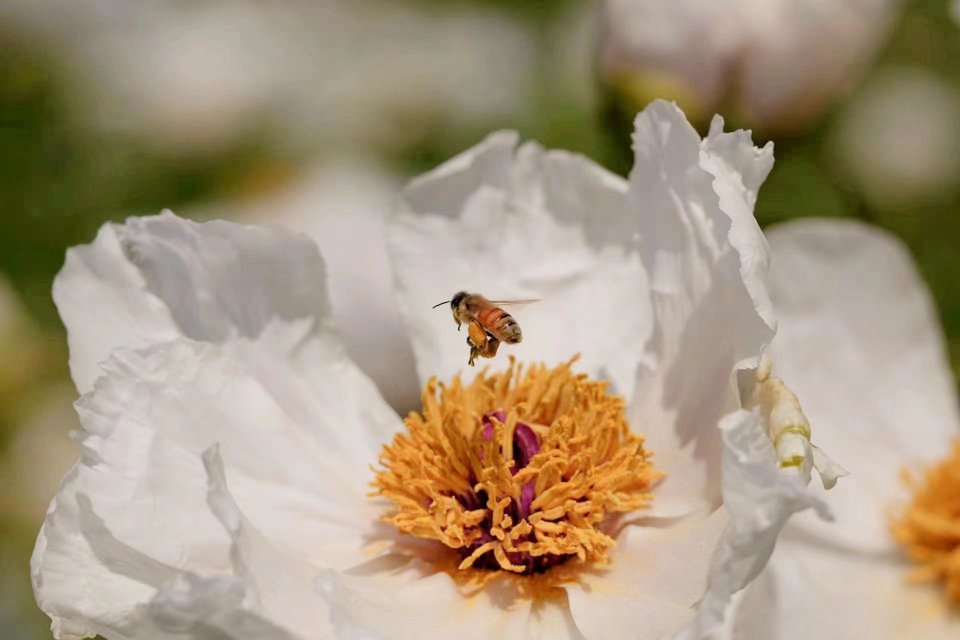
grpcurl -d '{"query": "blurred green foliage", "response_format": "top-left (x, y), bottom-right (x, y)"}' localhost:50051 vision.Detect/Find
top-left (0, 40), bottom-right (287, 328)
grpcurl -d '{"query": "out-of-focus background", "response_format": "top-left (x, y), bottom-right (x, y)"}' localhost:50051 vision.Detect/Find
top-left (0, 0), bottom-right (957, 636)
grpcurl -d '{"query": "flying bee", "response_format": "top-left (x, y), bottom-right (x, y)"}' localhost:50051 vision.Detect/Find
top-left (432, 291), bottom-right (538, 366)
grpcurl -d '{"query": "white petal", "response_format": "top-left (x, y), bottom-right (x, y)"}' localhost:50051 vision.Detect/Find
top-left (628, 101), bottom-right (775, 517)
top-left (145, 572), bottom-right (301, 640)
top-left (203, 446), bottom-right (332, 638)
top-left (54, 221), bottom-right (179, 396)
top-left (691, 409), bottom-right (829, 637)
top-left (33, 322), bottom-right (400, 637)
top-left (564, 509), bottom-right (730, 640)
top-left (702, 115), bottom-right (777, 334)
top-left (766, 219), bottom-right (960, 552)
top-left (54, 211), bottom-right (331, 394)
top-left (31, 466), bottom-right (169, 640)
top-left (734, 538), bottom-right (960, 640)
top-left (31, 470), bottom-right (300, 640)
top-left (317, 564), bottom-right (584, 640)
top-left (212, 162), bottom-right (421, 412)
top-left (389, 131), bottom-right (652, 398)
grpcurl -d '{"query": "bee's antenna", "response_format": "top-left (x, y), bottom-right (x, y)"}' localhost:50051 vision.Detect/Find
top-left (432, 300), bottom-right (452, 309)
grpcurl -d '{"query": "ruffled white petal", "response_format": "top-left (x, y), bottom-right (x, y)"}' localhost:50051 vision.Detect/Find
top-left (54, 211), bottom-right (331, 394)
top-left (576, 406), bottom-right (831, 640)
top-left (30, 465), bottom-right (301, 640)
top-left (218, 162), bottom-right (421, 412)
top-left (702, 115), bottom-right (776, 334)
top-left (628, 101), bottom-right (776, 517)
top-left (145, 573), bottom-right (301, 640)
top-left (33, 320), bottom-right (400, 638)
top-left (690, 409), bottom-right (829, 638)
top-left (31, 466), bottom-right (167, 640)
top-left (766, 219), bottom-right (960, 553)
top-left (54, 220), bottom-right (180, 396)
top-left (563, 509), bottom-right (730, 640)
top-left (389, 131), bottom-right (652, 399)
top-left (733, 537), bottom-right (960, 640)
top-left (203, 446), bottom-right (332, 638)
top-left (32, 446), bottom-right (317, 640)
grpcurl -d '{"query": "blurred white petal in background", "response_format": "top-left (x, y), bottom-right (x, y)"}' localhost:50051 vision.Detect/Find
top-left (5, 0), bottom-right (537, 154)
top-left (601, 0), bottom-right (901, 130)
top-left (832, 67), bottom-right (960, 209)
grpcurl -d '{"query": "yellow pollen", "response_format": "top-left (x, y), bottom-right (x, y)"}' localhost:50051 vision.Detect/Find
top-left (371, 356), bottom-right (659, 574)
top-left (891, 441), bottom-right (960, 604)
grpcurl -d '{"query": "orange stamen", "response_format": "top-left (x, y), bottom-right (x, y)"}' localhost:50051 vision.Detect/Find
top-left (372, 356), bottom-right (660, 574)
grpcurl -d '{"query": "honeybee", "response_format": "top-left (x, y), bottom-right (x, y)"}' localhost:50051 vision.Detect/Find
top-left (432, 291), bottom-right (538, 366)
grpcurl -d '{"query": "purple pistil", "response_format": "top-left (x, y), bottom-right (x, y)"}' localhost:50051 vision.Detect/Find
top-left (464, 411), bottom-right (563, 574)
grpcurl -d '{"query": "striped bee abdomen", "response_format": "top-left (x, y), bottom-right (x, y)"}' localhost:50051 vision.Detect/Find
top-left (478, 306), bottom-right (522, 344)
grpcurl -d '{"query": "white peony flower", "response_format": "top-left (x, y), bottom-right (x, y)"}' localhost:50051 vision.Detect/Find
top-left (601, 0), bottom-right (901, 130)
top-left (32, 101), bottom-right (839, 640)
top-left (727, 219), bottom-right (960, 639)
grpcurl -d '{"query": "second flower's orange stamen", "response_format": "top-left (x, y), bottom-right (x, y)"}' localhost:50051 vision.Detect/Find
top-left (891, 441), bottom-right (960, 604)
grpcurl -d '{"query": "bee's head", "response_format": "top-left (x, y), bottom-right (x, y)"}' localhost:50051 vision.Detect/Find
top-left (450, 291), bottom-right (469, 311)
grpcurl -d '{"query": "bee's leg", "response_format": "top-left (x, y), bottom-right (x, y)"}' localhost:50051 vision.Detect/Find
top-left (466, 321), bottom-right (491, 365)
top-left (467, 321), bottom-right (487, 347)
top-left (466, 336), bottom-right (478, 366)
top-left (468, 343), bottom-right (480, 366)
top-left (481, 336), bottom-right (501, 359)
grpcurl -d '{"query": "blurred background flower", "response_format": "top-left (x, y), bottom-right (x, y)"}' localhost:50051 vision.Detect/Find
top-left (601, 0), bottom-right (902, 133)
top-left (1, 0), bottom-right (959, 638)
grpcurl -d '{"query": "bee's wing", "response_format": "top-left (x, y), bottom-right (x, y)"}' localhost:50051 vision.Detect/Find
top-left (487, 299), bottom-right (540, 306)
